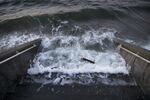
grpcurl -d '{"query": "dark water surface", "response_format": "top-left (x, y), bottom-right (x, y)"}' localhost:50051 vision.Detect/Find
top-left (0, 0), bottom-right (150, 42)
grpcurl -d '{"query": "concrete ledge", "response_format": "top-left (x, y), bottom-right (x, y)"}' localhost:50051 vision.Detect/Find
top-left (115, 39), bottom-right (150, 97)
top-left (5, 83), bottom-right (146, 100)
top-left (0, 39), bottom-right (41, 99)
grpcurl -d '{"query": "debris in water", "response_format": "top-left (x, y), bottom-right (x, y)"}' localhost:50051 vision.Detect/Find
top-left (81, 57), bottom-right (95, 64)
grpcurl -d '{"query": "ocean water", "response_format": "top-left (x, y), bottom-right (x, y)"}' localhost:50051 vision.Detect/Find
top-left (0, 0), bottom-right (150, 85)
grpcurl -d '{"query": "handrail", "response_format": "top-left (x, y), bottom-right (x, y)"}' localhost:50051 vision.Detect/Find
top-left (0, 44), bottom-right (37, 65)
top-left (118, 45), bottom-right (150, 64)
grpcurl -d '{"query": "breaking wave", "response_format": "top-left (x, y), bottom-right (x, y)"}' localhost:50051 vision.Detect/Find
top-left (0, 0), bottom-right (149, 85)
top-left (27, 27), bottom-right (128, 85)
top-left (0, 32), bottom-right (42, 50)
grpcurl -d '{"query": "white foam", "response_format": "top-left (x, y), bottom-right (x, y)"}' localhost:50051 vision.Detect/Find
top-left (124, 39), bottom-right (135, 44)
top-left (28, 29), bottom-right (128, 76)
top-left (0, 27), bottom-right (128, 85)
top-left (81, 30), bottom-right (115, 45)
top-left (142, 38), bottom-right (150, 50)
top-left (142, 43), bottom-right (150, 50)
top-left (0, 32), bottom-right (42, 50)
top-left (124, 38), bottom-right (150, 50)
top-left (28, 50), bottom-right (128, 75)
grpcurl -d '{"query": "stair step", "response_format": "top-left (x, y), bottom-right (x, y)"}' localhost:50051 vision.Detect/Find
top-left (4, 73), bottom-right (148, 100)
top-left (23, 73), bottom-right (136, 86)
top-left (5, 82), bottom-right (146, 100)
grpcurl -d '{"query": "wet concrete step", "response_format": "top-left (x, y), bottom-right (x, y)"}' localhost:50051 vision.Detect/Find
top-left (25, 73), bottom-right (137, 86)
top-left (4, 73), bottom-right (149, 100)
top-left (4, 82), bottom-right (147, 100)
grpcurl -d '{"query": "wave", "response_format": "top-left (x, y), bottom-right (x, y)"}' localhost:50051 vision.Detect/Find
top-left (27, 27), bottom-right (128, 85)
top-left (0, 0), bottom-right (149, 6)
top-left (0, 5), bottom-right (150, 32)
top-left (0, 0), bottom-right (150, 85)
top-left (0, 7), bottom-right (135, 35)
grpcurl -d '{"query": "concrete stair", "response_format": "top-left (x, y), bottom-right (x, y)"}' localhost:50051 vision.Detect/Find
top-left (4, 73), bottom-right (148, 100)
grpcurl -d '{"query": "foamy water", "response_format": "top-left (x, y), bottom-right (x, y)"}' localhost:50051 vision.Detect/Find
top-left (0, 26), bottom-right (132, 85)
top-left (124, 38), bottom-right (150, 51)
top-left (28, 29), bottom-right (128, 74)
top-left (26, 28), bottom-right (129, 85)
top-left (143, 44), bottom-right (150, 50)
top-left (142, 38), bottom-right (150, 50)
top-left (0, 32), bottom-right (42, 50)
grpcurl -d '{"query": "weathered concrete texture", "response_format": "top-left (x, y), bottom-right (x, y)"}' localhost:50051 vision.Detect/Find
top-left (0, 39), bottom-right (41, 100)
top-left (4, 72), bottom-right (147, 100)
top-left (4, 83), bottom-right (146, 100)
top-left (115, 39), bottom-right (150, 98)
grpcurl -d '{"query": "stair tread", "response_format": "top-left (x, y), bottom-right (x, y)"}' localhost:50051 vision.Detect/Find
top-left (4, 73), bottom-right (147, 100)
top-left (4, 82), bottom-right (146, 100)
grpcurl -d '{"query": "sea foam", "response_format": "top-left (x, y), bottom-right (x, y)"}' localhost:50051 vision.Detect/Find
top-left (28, 28), bottom-right (128, 77)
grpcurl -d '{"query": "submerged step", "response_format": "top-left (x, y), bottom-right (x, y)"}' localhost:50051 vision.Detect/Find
top-left (24, 72), bottom-right (136, 86)
top-left (4, 73), bottom-right (147, 100)
top-left (5, 82), bottom-right (146, 100)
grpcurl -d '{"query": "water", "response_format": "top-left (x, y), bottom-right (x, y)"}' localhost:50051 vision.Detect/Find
top-left (0, 0), bottom-right (150, 85)
top-left (27, 27), bottom-right (131, 85)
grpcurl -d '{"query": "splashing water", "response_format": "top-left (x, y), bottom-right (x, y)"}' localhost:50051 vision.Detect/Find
top-left (143, 44), bottom-right (150, 50)
top-left (27, 27), bottom-right (129, 85)
top-left (0, 23), bottom-right (130, 85)
top-left (0, 32), bottom-right (42, 50)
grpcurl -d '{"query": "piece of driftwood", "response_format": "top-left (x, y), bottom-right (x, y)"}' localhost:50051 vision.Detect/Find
top-left (81, 58), bottom-right (95, 64)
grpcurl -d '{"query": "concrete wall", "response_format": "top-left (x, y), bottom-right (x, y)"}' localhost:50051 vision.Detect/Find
top-left (0, 39), bottom-right (41, 99)
top-left (115, 39), bottom-right (150, 97)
